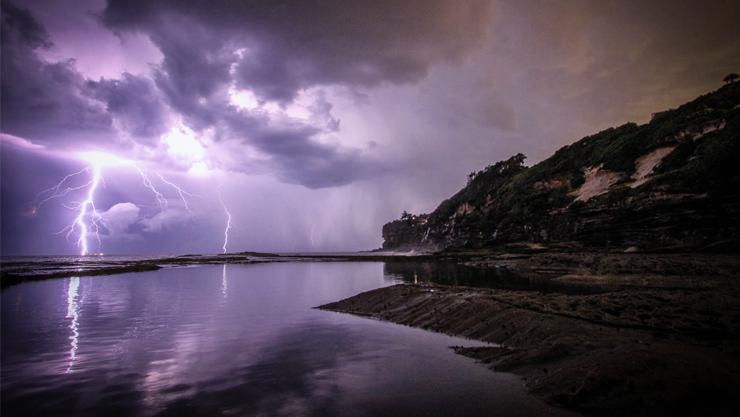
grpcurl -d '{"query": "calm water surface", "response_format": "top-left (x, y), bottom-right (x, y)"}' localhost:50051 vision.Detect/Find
top-left (2, 262), bottom-right (571, 416)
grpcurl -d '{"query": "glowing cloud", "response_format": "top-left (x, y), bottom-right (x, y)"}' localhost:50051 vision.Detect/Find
top-left (161, 124), bottom-right (208, 170)
top-left (229, 87), bottom-right (260, 110)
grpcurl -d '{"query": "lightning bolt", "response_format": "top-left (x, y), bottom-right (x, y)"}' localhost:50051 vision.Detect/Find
top-left (36, 152), bottom-right (199, 256)
top-left (56, 163), bottom-right (103, 256)
top-left (218, 187), bottom-right (232, 254)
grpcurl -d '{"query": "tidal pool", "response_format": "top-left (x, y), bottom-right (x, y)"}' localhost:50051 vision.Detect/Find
top-left (1, 262), bottom-right (571, 416)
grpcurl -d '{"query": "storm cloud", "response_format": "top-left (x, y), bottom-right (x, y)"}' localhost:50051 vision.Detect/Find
top-left (95, 0), bottom-right (493, 187)
top-left (87, 73), bottom-right (170, 140)
top-left (1, 0), bottom-right (492, 187)
top-left (101, 0), bottom-right (492, 101)
top-left (2, 0), bottom-right (739, 255)
top-left (1, 2), bottom-right (113, 148)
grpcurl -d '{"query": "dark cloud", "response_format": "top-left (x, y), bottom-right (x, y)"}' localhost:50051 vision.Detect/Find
top-left (0, 0), bottom-right (395, 188)
top-left (102, 0), bottom-right (492, 102)
top-left (148, 18), bottom-right (235, 128)
top-left (306, 92), bottom-right (340, 132)
top-left (223, 112), bottom-right (384, 188)
top-left (100, 0), bottom-right (451, 187)
top-left (87, 73), bottom-right (170, 140)
top-left (0, 0), bottom-right (51, 49)
top-left (0, 1), bottom-right (113, 146)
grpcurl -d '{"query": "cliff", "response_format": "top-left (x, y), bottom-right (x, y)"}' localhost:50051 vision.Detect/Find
top-left (383, 83), bottom-right (740, 252)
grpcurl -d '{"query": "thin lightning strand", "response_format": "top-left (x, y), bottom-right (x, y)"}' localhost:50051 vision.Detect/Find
top-left (155, 172), bottom-right (199, 211)
top-left (131, 166), bottom-right (168, 211)
top-left (33, 167), bottom-right (91, 212)
top-left (35, 167), bottom-right (89, 199)
top-left (218, 188), bottom-right (232, 254)
top-left (133, 166), bottom-right (198, 213)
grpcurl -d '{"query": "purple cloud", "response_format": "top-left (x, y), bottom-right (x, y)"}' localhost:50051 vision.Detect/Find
top-left (101, 0), bottom-right (492, 102)
top-left (3, 0), bottom-right (489, 188)
top-left (1, 2), bottom-right (113, 148)
top-left (87, 73), bottom-right (170, 141)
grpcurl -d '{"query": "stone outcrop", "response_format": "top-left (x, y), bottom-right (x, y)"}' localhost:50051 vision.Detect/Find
top-left (382, 83), bottom-right (740, 252)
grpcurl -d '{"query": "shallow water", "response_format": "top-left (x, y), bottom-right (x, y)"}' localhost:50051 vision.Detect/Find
top-left (2, 262), bottom-right (571, 416)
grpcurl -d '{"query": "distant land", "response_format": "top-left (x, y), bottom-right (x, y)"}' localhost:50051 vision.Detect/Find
top-left (383, 82), bottom-right (740, 253)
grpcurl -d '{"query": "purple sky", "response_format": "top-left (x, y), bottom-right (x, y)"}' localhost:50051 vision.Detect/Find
top-left (2, 0), bottom-right (739, 255)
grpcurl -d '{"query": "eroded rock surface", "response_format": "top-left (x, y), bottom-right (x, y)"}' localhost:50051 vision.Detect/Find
top-left (320, 253), bottom-right (740, 416)
top-left (383, 83), bottom-right (740, 252)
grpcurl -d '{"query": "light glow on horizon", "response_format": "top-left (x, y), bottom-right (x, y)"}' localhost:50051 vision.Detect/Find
top-left (77, 150), bottom-right (130, 167)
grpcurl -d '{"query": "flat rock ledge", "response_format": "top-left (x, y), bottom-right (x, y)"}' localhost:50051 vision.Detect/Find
top-left (318, 283), bottom-right (740, 417)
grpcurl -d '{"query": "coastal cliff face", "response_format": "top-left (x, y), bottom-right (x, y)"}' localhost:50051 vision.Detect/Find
top-left (383, 84), bottom-right (740, 252)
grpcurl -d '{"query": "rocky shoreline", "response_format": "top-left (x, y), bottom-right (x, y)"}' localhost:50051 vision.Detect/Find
top-left (381, 84), bottom-right (740, 255)
top-left (319, 252), bottom-right (740, 417)
top-left (4, 249), bottom-right (740, 415)
top-left (0, 251), bottom-right (445, 288)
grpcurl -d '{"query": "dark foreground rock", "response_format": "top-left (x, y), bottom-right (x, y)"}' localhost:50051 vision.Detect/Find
top-left (319, 254), bottom-right (740, 417)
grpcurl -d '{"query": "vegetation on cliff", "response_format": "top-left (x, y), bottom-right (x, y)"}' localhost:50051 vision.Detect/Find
top-left (383, 83), bottom-right (740, 252)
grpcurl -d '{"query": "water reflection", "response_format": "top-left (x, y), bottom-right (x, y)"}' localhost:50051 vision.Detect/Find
top-left (384, 260), bottom-right (530, 289)
top-left (384, 260), bottom-right (602, 293)
top-left (1, 263), bottom-right (572, 417)
top-left (65, 277), bottom-right (80, 373)
top-left (221, 264), bottom-right (228, 299)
